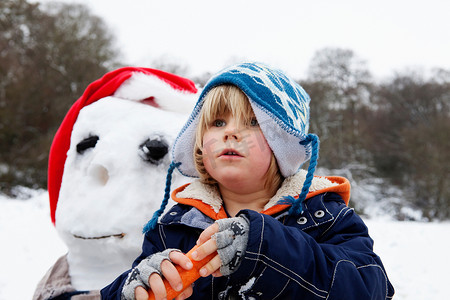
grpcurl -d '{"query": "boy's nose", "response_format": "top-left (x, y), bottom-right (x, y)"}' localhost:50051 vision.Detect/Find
top-left (223, 125), bottom-right (242, 142)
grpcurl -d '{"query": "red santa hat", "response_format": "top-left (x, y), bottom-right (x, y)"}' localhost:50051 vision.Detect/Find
top-left (48, 67), bottom-right (198, 224)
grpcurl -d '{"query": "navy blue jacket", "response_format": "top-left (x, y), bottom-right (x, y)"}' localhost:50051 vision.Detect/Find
top-left (101, 188), bottom-right (394, 299)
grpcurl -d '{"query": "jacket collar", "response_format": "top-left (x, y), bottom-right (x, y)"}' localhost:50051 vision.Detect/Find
top-left (171, 170), bottom-right (351, 220)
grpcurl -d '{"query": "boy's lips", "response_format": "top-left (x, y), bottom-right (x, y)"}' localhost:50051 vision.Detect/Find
top-left (218, 148), bottom-right (244, 157)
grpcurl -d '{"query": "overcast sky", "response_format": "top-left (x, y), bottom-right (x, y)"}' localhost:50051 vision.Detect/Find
top-left (37, 0), bottom-right (450, 80)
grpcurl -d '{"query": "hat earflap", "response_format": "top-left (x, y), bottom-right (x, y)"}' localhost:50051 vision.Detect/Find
top-left (143, 161), bottom-right (181, 233)
top-left (288, 133), bottom-right (320, 215)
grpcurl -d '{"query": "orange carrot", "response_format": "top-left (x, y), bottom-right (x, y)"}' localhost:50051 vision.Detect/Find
top-left (147, 245), bottom-right (216, 300)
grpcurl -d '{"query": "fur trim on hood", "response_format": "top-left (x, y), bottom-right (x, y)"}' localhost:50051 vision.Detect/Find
top-left (173, 170), bottom-right (350, 219)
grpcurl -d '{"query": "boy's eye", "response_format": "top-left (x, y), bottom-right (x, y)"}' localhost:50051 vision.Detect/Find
top-left (250, 118), bottom-right (259, 127)
top-left (213, 119), bottom-right (226, 127)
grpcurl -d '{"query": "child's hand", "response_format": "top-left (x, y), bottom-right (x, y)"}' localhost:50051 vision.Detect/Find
top-left (193, 216), bottom-right (250, 277)
top-left (192, 222), bottom-right (223, 277)
top-left (122, 249), bottom-right (193, 300)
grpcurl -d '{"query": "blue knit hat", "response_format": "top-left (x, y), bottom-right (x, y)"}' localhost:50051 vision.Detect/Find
top-left (144, 62), bottom-right (319, 232)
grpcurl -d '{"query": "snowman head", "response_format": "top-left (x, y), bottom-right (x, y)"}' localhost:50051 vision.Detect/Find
top-left (47, 68), bottom-right (197, 280)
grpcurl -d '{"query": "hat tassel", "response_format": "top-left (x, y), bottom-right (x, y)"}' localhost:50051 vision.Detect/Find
top-left (289, 134), bottom-right (320, 215)
top-left (143, 161), bottom-right (180, 233)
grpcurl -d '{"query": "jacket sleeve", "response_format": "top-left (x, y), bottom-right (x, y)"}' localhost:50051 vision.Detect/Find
top-left (100, 226), bottom-right (166, 300)
top-left (230, 194), bottom-right (394, 299)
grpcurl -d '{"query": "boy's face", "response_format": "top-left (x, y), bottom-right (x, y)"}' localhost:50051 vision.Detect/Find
top-left (202, 113), bottom-right (272, 192)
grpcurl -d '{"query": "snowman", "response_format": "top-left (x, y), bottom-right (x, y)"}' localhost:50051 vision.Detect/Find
top-left (33, 67), bottom-right (198, 299)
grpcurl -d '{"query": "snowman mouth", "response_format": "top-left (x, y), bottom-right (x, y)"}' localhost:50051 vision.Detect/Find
top-left (73, 233), bottom-right (125, 240)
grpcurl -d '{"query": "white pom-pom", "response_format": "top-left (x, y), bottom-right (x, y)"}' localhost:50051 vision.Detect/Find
top-left (114, 72), bottom-right (197, 114)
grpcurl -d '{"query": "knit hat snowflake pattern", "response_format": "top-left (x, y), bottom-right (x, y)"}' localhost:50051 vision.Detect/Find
top-left (48, 67), bottom-right (198, 224)
top-left (144, 62), bottom-right (320, 232)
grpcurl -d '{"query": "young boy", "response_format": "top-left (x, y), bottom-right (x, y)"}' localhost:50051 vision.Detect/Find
top-left (101, 62), bottom-right (395, 299)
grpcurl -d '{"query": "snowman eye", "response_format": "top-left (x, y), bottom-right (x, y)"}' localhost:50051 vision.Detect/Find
top-left (139, 137), bottom-right (169, 164)
top-left (76, 136), bottom-right (99, 154)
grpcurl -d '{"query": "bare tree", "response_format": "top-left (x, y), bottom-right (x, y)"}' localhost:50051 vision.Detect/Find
top-left (368, 69), bottom-right (450, 219)
top-left (305, 47), bottom-right (373, 166)
top-left (0, 0), bottom-right (120, 193)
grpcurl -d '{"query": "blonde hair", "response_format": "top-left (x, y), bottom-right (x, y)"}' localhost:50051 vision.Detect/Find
top-left (194, 85), bottom-right (283, 194)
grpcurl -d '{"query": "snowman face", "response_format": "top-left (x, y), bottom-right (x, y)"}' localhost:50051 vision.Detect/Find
top-left (55, 97), bottom-right (188, 262)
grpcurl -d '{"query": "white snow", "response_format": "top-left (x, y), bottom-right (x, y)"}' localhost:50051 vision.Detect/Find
top-left (366, 218), bottom-right (449, 299)
top-left (1, 189), bottom-right (448, 300)
top-left (0, 190), bottom-right (67, 300)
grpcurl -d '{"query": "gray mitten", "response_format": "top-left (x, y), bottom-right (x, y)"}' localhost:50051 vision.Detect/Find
top-left (121, 248), bottom-right (180, 300)
top-left (213, 216), bottom-right (250, 276)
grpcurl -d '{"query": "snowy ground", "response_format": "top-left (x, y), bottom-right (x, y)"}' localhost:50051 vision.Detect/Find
top-left (0, 189), bottom-right (448, 300)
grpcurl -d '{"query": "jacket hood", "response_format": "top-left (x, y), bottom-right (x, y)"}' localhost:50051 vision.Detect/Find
top-left (171, 170), bottom-right (350, 220)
